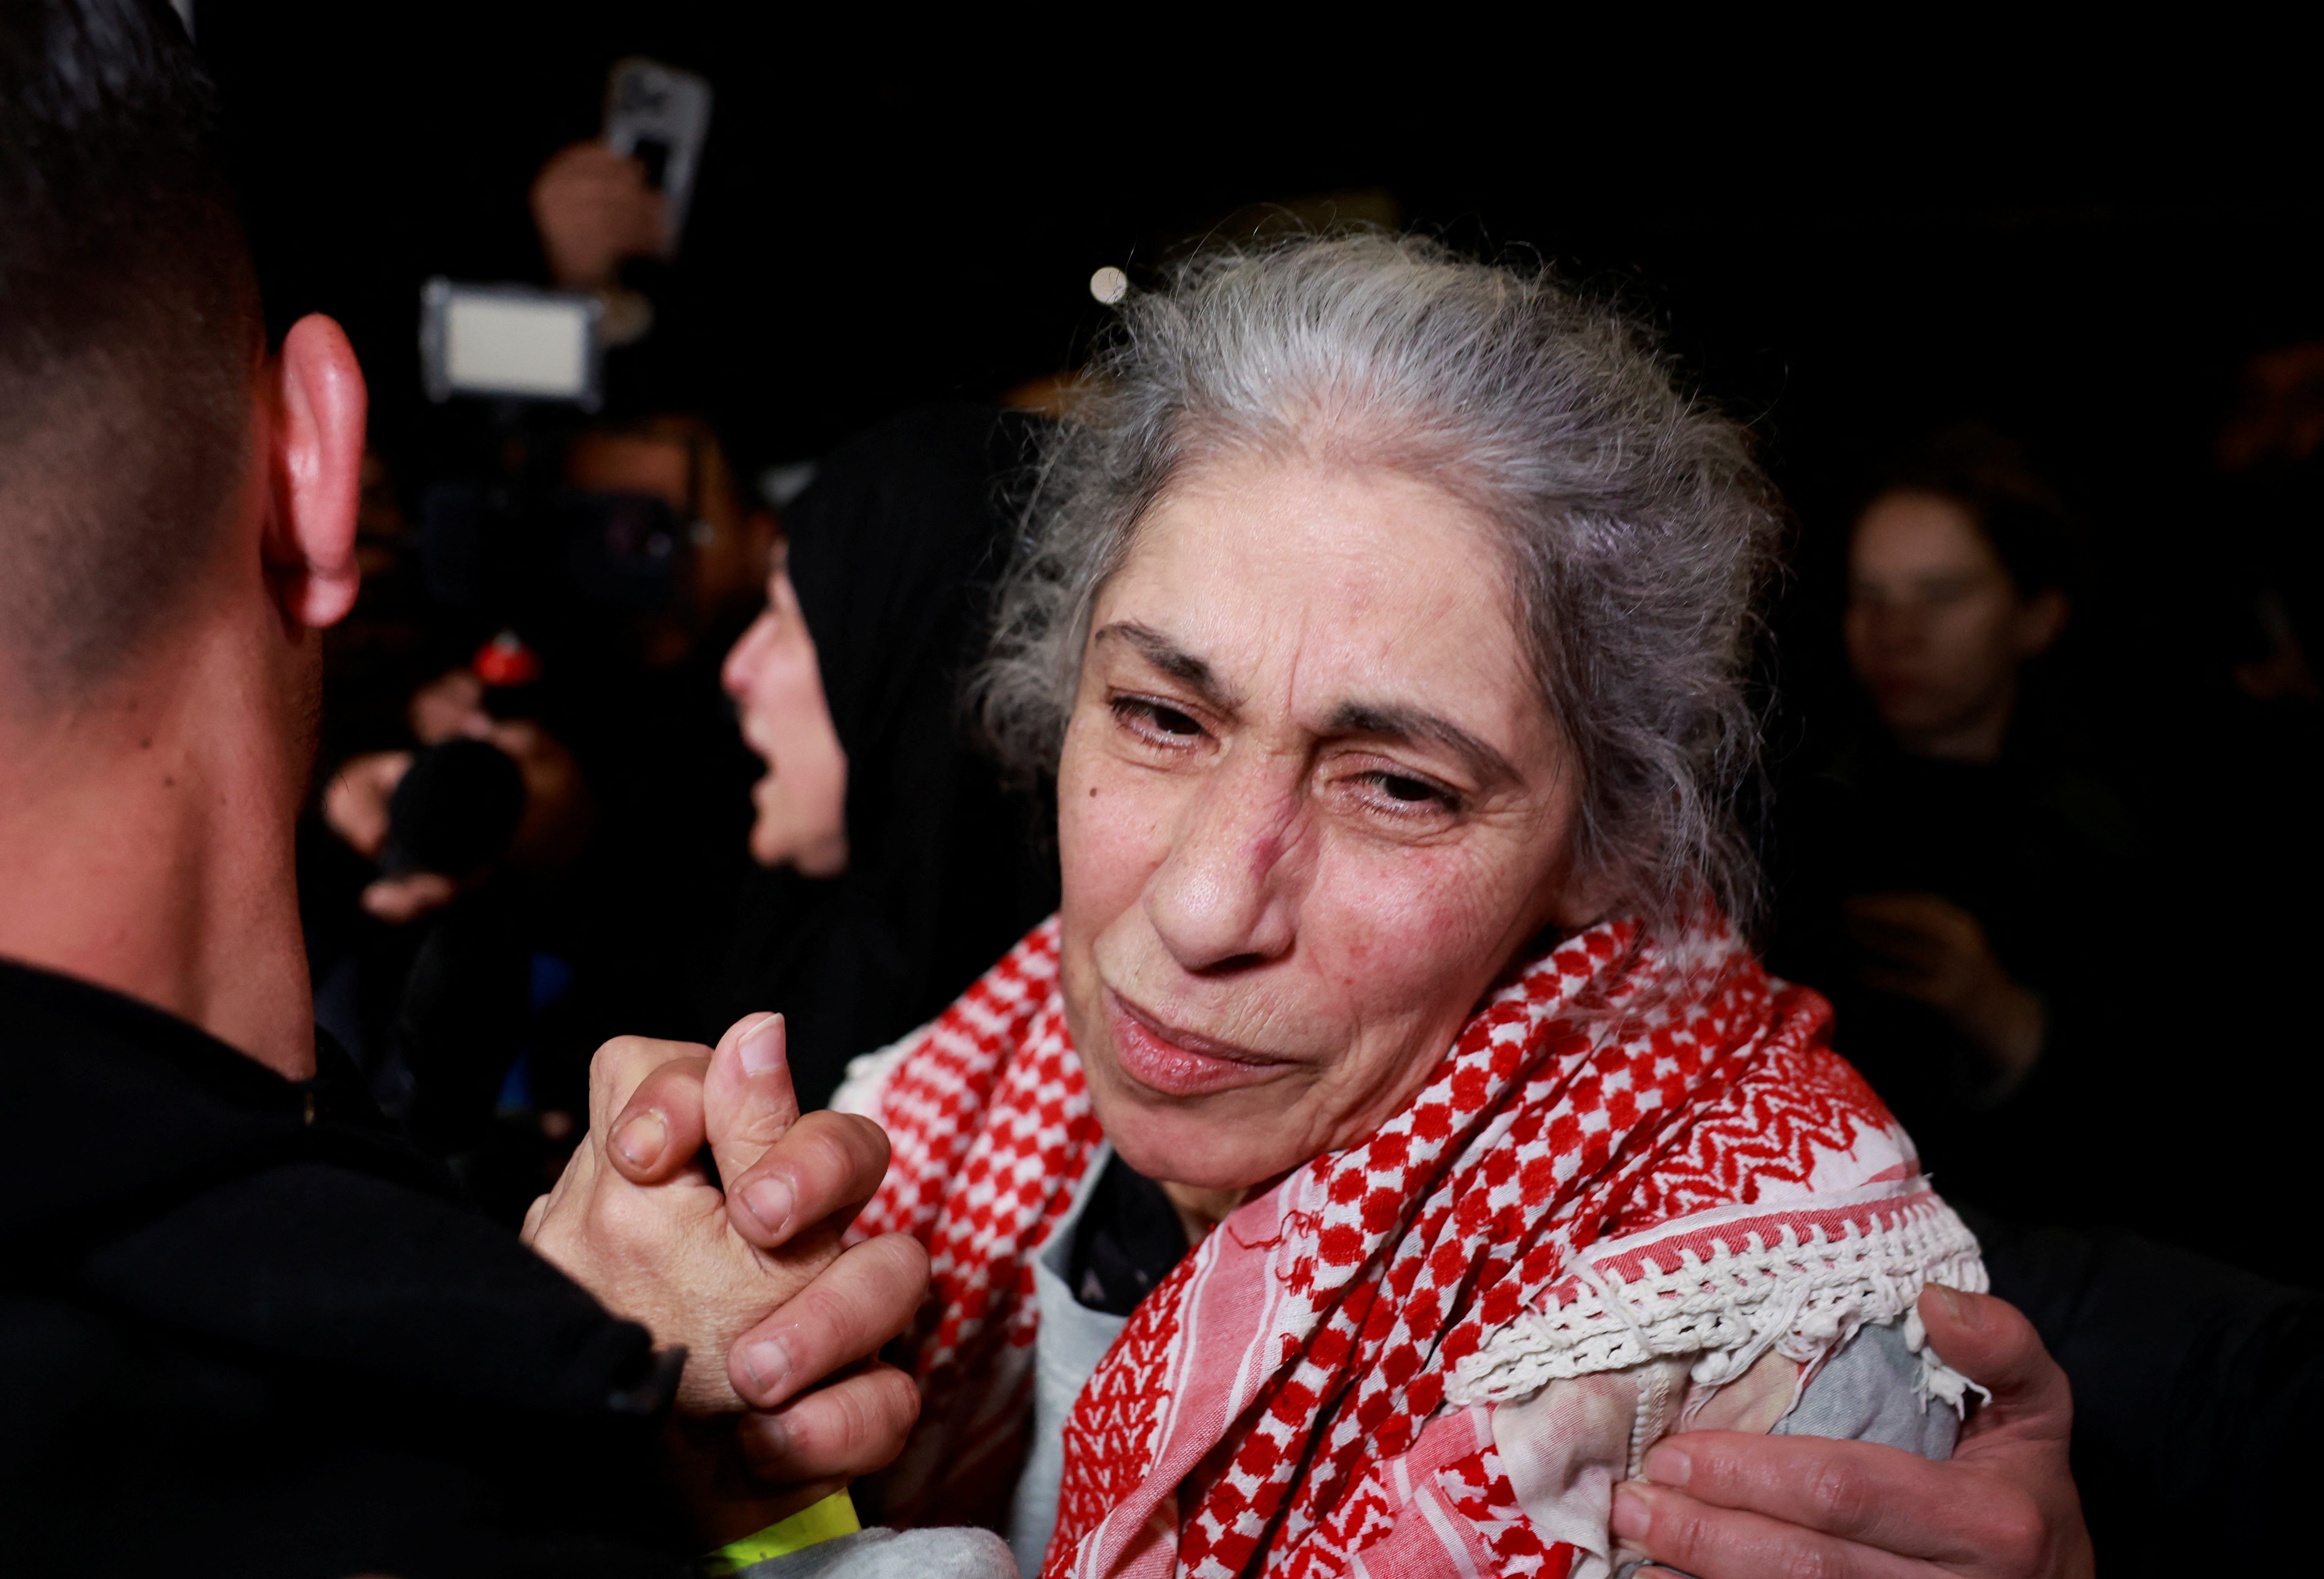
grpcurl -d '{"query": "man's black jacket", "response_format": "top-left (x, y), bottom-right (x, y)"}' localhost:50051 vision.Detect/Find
top-left (0, 958), bottom-right (692, 1577)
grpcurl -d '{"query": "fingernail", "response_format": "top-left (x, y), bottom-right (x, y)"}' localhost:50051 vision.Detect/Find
top-left (739, 1013), bottom-right (785, 1076)
top-left (1930, 1283), bottom-right (1968, 1322)
top-left (1642, 1442), bottom-right (1691, 1487)
top-left (613, 1111), bottom-right (666, 1167)
top-left (1610, 1483), bottom-right (1652, 1542)
top-left (742, 1176), bottom-right (795, 1238)
top-left (742, 1337), bottom-right (792, 1398)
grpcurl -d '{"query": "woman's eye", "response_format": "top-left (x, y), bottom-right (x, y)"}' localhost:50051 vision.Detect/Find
top-left (1360, 770), bottom-right (1458, 812)
top-left (1111, 697), bottom-right (1205, 742)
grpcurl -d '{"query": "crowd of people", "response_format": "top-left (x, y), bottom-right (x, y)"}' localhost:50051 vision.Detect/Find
top-left (3, 4), bottom-right (2319, 1576)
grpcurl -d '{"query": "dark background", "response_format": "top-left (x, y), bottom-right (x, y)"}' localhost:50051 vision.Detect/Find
top-left (193, 3), bottom-right (2319, 733)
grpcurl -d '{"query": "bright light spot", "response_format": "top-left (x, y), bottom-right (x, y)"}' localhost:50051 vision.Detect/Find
top-left (1089, 266), bottom-right (1129, 305)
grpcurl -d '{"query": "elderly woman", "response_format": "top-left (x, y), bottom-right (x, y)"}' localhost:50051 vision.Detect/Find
top-left (828, 236), bottom-right (1985, 1579)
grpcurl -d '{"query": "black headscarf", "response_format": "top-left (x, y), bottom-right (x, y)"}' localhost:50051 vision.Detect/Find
top-left (701, 405), bottom-right (1059, 1107)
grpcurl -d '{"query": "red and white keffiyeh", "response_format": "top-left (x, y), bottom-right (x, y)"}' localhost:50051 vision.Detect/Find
top-left (848, 915), bottom-right (1983, 1579)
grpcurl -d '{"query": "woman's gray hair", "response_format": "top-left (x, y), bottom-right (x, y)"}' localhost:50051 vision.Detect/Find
top-left (974, 234), bottom-right (1781, 934)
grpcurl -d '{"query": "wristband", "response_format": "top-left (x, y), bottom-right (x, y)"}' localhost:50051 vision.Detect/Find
top-left (699, 1489), bottom-right (861, 1576)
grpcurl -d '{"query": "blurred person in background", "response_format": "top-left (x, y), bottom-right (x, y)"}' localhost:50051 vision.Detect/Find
top-left (1771, 425), bottom-right (2142, 1224)
top-left (314, 404), bottom-right (1065, 1160)
top-left (314, 411), bottom-right (775, 1214)
top-left (315, 635), bottom-right (595, 1212)
top-left (301, 46), bottom-right (751, 1181)
top-left (1760, 425), bottom-right (2324, 1574)
top-left (707, 406), bottom-right (1060, 1109)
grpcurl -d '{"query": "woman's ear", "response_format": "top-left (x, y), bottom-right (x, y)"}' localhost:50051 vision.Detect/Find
top-left (262, 314), bottom-right (368, 630)
top-left (2016, 588), bottom-right (2071, 660)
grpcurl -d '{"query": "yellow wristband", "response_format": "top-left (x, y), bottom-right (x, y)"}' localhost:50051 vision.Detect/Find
top-left (700, 1490), bottom-right (861, 1576)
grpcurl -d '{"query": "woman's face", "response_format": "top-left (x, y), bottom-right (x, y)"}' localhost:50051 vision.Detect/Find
top-left (1057, 453), bottom-right (1590, 1196)
top-left (1844, 491), bottom-right (2065, 758)
top-left (721, 564), bottom-right (849, 876)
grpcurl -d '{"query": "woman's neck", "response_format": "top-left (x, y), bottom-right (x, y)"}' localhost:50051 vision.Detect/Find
top-left (1893, 677), bottom-right (2015, 765)
top-left (1161, 1181), bottom-right (1249, 1247)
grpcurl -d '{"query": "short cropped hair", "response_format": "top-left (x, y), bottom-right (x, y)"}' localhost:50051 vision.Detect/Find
top-left (975, 235), bottom-right (1781, 935)
top-left (0, 0), bottom-right (261, 708)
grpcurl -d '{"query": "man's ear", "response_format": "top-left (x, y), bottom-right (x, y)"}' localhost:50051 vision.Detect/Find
top-left (263, 314), bottom-right (368, 630)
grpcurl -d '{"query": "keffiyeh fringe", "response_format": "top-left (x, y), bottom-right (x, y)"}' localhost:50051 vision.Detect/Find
top-left (1449, 1182), bottom-right (1991, 1416)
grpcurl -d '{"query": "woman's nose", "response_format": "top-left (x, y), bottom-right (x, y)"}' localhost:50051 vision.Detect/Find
top-left (1142, 755), bottom-right (1303, 974)
top-left (722, 613), bottom-right (773, 701)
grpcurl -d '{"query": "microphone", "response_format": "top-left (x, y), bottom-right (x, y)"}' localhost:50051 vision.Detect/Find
top-left (380, 737), bottom-right (526, 879)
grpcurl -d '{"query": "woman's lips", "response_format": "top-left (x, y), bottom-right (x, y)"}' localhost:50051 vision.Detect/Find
top-left (1104, 992), bottom-right (1284, 1098)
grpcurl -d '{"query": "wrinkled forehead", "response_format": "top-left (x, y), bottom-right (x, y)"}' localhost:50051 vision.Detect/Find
top-left (1094, 453), bottom-right (1548, 739)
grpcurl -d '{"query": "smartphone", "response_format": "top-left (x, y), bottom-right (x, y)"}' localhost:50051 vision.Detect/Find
top-left (604, 58), bottom-right (713, 257)
top-left (420, 279), bottom-right (606, 409)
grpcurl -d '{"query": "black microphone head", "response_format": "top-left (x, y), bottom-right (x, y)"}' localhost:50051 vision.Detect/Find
top-left (380, 737), bottom-right (526, 878)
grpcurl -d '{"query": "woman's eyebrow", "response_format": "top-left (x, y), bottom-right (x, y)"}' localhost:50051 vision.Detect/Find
top-left (1328, 701), bottom-right (1519, 788)
top-left (1095, 622), bottom-right (1240, 710)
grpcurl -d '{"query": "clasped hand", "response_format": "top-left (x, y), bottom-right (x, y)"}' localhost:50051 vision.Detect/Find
top-left (523, 1012), bottom-right (927, 1534)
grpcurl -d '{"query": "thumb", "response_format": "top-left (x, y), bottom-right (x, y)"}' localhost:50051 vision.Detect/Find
top-left (705, 1012), bottom-right (801, 1197)
top-left (1918, 1284), bottom-right (2073, 1444)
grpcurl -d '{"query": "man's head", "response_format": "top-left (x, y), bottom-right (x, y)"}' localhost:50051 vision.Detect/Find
top-left (0, 0), bottom-right (272, 708)
top-left (0, 0), bottom-right (365, 1076)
